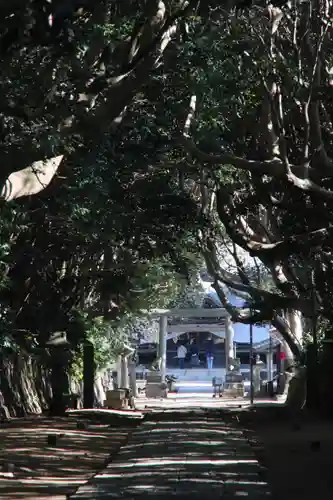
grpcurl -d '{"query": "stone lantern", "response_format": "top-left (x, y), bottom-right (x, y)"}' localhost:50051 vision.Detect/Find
top-left (46, 332), bottom-right (71, 416)
top-left (117, 342), bottom-right (135, 390)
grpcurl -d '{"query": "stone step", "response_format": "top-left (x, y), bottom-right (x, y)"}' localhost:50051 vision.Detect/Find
top-left (166, 368), bottom-right (226, 382)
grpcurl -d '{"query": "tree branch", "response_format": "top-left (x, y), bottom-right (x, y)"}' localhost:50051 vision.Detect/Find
top-left (1, 156), bottom-right (64, 201)
top-left (215, 187), bottom-right (333, 259)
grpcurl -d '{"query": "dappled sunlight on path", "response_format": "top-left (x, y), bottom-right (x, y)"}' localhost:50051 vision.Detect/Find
top-left (0, 417), bottom-right (132, 499)
top-left (70, 410), bottom-right (272, 499)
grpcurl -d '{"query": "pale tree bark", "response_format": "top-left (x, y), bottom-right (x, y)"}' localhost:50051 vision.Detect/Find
top-left (1, 156), bottom-right (64, 201)
top-left (287, 309), bottom-right (303, 345)
top-left (280, 310), bottom-right (306, 409)
top-left (280, 310), bottom-right (303, 368)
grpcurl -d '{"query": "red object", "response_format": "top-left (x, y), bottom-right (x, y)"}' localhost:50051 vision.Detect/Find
top-left (279, 351), bottom-right (287, 361)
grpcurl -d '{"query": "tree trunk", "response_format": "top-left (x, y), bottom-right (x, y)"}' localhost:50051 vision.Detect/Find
top-left (319, 338), bottom-right (333, 415)
top-left (277, 310), bottom-right (307, 410)
top-left (287, 309), bottom-right (303, 343)
top-left (0, 351), bottom-right (51, 416)
top-left (284, 366), bottom-right (307, 419)
top-left (306, 343), bottom-right (319, 410)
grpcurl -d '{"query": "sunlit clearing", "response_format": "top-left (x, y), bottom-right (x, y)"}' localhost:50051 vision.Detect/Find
top-left (191, 440), bottom-right (226, 446)
top-left (10, 448), bottom-right (91, 457)
top-left (5, 430), bottom-right (106, 439)
top-left (149, 428), bottom-right (229, 435)
top-left (219, 472), bottom-right (261, 478)
top-left (96, 471), bottom-right (180, 480)
top-left (168, 477), bottom-right (221, 484)
top-left (19, 477), bottom-right (85, 485)
top-left (225, 480), bottom-right (268, 486)
top-left (160, 420), bottom-right (211, 425)
top-left (124, 440), bottom-right (164, 449)
top-left (52, 431), bottom-right (109, 439)
top-left (111, 459), bottom-right (258, 468)
top-left (130, 485), bottom-right (155, 490)
top-left (134, 440), bottom-right (228, 448)
top-left (96, 470), bottom-right (265, 480)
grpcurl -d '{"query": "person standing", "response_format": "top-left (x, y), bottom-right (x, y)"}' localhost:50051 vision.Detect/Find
top-left (177, 343), bottom-right (187, 370)
top-left (190, 339), bottom-right (200, 367)
top-left (206, 336), bottom-right (214, 370)
top-left (206, 351), bottom-right (214, 370)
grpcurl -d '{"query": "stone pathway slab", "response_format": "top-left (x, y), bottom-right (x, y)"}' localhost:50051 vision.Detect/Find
top-left (70, 410), bottom-right (272, 499)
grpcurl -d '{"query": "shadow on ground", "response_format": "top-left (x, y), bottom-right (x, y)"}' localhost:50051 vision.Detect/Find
top-left (0, 416), bottom-right (133, 499)
top-left (72, 408), bottom-right (271, 499)
top-left (237, 406), bottom-right (333, 500)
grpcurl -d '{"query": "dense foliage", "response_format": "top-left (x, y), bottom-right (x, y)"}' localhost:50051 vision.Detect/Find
top-left (177, 2), bottom-right (333, 356)
top-left (0, 0), bottom-right (208, 363)
top-left (3, 0), bottom-right (333, 379)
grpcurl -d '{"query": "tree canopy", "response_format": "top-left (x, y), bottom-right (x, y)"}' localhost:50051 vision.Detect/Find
top-left (2, 0), bottom-right (333, 369)
top-left (180, 1), bottom-right (333, 355)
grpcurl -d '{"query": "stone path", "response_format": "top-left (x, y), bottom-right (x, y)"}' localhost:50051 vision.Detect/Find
top-left (69, 410), bottom-right (272, 499)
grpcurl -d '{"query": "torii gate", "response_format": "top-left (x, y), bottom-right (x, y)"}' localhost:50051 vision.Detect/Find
top-left (147, 308), bottom-right (235, 380)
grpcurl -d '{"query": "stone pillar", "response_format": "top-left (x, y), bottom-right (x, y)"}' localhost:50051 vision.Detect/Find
top-left (120, 355), bottom-right (129, 389)
top-left (83, 341), bottom-right (95, 409)
top-left (266, 352), bottom-right (273, 381)
top-left (116, 355), bottom-right (122, 388)
top-left (159, 315), bottom-right (167, 381)
top-left (128, 360), bottom-right (137, 397)
top-left (225, 315), bottom-right (235, 371)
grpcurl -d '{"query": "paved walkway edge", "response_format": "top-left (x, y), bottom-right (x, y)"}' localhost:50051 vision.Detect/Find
top-left (66, 421), bottom-right (143, 499)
